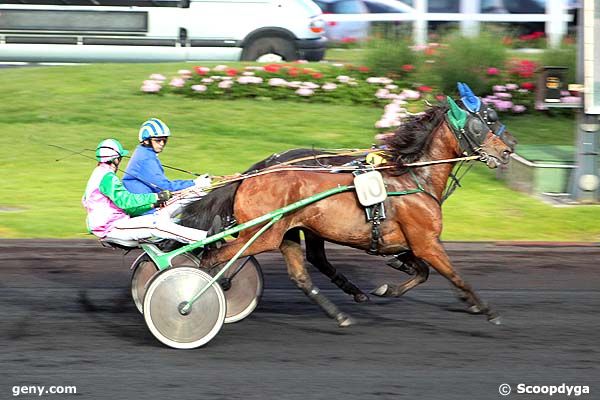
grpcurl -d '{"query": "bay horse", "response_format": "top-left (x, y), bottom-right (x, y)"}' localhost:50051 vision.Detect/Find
top-left (180, 98), bottom-right (516, 327)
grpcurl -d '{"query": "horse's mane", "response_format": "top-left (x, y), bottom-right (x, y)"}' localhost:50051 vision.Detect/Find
top-left (384, 104), bottom-right (448, 171)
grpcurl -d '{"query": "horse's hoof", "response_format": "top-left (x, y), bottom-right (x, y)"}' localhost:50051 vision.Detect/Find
top-left (468, 305), bottom-right (483, 314)
top-left (354, 293), bottom-right (370, 303)
top-left (371, 284), bottom-right (390, 297)
top-left (336, 313), bottom-right (355, 327)
top-left (487, 314), bottom-right (502, 325)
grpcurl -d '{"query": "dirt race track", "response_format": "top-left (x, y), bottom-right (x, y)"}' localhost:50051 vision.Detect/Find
top-left (0, 240), bottom-right (598, 400)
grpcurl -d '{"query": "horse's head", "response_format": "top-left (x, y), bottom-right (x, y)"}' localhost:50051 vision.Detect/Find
top-left (447, 82), bottom-right (517, 169)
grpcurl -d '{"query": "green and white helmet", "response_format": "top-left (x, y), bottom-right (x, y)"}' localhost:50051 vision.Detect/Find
top-left (95, 139), bottom-right (129, 162)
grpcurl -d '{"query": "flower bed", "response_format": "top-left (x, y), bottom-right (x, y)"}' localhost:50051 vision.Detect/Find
top-left (141, 56), bottom-right (579, 132)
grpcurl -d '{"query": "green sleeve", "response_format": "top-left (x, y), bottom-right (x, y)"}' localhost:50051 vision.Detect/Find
top-left (99, 172), bottom-right (157, 216)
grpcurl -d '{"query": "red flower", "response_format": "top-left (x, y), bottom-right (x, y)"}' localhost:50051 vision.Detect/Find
top-left (263, 64), bottom-right (281, 73)
top-left (521, 82), bottom-right (535, 90)
top-left (487, 67), bottom-right (500, 76)
top-left (358, 66), bottom-right (370, 73)
top-left (341, 37), bottom-right (357, 44)
top-left (194, 66), bottom-right (208, 75)
top-left (287, 68), bottom-right (298, 77)
top-left (418, 85), bottom-right (432, 93)
top-left (226, 68), bottom-right (238, 76)
top-left (435, 94), bottom-right (445, 102)
top-left (402, 64), bottom-right (415, 72)
top-left (312, 72), bottom-right (323, 79)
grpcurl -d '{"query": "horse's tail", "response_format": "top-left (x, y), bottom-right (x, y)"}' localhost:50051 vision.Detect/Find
top-left (179, 182), bottom-right (241, 230)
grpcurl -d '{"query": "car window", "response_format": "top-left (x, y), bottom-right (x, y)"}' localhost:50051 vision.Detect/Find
top-left (332, 0), bottom-right (367, 13)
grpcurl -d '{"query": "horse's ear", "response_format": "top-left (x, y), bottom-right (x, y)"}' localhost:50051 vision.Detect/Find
top-left (446, 96), bottom-right (467, 131)
top-left (457, 82), bottom-right (481, 113)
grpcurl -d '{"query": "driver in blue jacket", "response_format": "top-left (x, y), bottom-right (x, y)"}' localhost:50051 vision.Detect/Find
top-left (123, 118), bottom-right (211, 216)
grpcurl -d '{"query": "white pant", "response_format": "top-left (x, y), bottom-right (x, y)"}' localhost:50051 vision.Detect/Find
top-left (106, 213), bottom-right (207, 244)
top-left (104, 185), bottom-right (208, 244)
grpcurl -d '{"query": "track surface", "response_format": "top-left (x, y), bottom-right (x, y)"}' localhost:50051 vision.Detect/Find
top-left (0, 240), bottom-right (598, 400)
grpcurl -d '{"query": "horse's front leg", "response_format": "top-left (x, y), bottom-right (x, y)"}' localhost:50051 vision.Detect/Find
top-left (280, 236), bottom-right (354, 327)
top-left (411, 238), bottom-right (501, 325)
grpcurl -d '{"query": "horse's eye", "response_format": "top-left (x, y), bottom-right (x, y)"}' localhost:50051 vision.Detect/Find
top-left (486, 108), bottom-right (499, 123)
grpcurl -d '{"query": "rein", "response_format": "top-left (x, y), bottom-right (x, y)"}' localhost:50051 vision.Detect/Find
top-left (209, 155), bottom-right (481, 190)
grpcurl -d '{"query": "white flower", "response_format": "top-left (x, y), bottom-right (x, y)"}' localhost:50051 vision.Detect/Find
top-left (268, 78), bottom-right (287, 87)
top-left (333, 63), bottom-right (344, 67)
top-left (169, 78), bottom-right (185, 88)
top-left (287, 81), bottom-right (301, 88)
top-left (506, 83), bottom-right (519, 90)
top-left (178, 69), bottom-right (192, 77)
top-left (336, 75), bottom-right (351, 83)
top-left (218, 80), bottom-right (233, 89)
top-left (214, 65), bottom-right (228, 71)
top-left (143, 79), bottom-right (160, 86)
top-left (141, 83), bottom-right (161, 93)
top-left (296, 59), bottom-right (309, 64)
top-left (191, 84), bottom-right (207, 92)
top-left (375, 119), bottom-right (392, 129)
top-left (302, 82), bottom-right (319, 89)
top-left (322, 83), bottom-right (337, 91)
top-left (296, 87), bottom-right (314, 96)
top-left (400, 89), bottom-right (420, 100)
top-left (149, 74), bottom-right (166, 81)
top-left (367, 77), bottom-right (382, 84)
top-left (242, 71), bottom-right (255, 76)
top-left (201, 78), bottom-right (214, 84)
top-left (348, 81), bottom-right (358, 86)
top-left (385, 84), bottom-right (398, 90)
top-left (375, 89), bottom-right (390, 99)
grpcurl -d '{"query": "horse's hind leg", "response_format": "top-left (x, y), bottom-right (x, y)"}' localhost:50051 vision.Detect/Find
top-left (280, 236), bottom-right (354, 327)
top-left (412, 238), bottom-right (501, 324)
top-left (303, 230), bottom-right (369, 303)
top-left (372, 253), bottom-right (429, 298)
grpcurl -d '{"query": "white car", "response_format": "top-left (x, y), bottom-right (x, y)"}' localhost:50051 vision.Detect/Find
top-left (0, 0), bottom-right (327, 62)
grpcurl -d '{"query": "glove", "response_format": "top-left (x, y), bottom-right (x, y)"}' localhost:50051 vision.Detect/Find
top-left (154, 190), bottom-right (172, 208)
top-left (194, 174), bottom-right (212, 189)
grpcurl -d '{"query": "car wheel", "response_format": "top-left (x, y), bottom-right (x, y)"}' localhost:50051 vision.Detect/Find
top-left (242, 37), bottom-right (298, 62)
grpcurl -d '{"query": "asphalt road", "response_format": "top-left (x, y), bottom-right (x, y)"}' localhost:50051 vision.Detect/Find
top-left (0, 240), bottom-right (598, 400)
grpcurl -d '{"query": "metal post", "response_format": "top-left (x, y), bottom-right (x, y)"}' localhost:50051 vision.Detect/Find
top-left (460, 0), bottom-right (480, 37)
top-left (569, 0), bottom-right (600, 202)
top-left (412, 0), bottom-right (427, 46)
top-left (546, 0), bottom-right (568, 48)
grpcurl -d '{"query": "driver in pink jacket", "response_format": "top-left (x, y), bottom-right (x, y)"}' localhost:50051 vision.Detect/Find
top-left (82, 139), bottom-right (210, 244)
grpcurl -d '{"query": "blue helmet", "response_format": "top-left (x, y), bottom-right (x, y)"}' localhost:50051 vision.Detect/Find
top-left (138, 118), bottom-right (171, 142)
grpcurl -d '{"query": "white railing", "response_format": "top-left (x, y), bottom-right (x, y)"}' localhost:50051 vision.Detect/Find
top-left (320, 0), bottom-right (573, 47)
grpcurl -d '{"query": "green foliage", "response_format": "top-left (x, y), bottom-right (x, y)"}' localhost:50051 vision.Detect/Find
top-left (541, 43), bottom-right (578, 84)
top-left (362, 36), bottom-right (420, 80)
top-left (1, 62), bottom-right (595, 241)
top-left (432, 32), bottom-right (507, 95)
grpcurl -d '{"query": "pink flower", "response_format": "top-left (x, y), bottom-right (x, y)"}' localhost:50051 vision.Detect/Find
top-left (487, 67), bottom-right (500, 75)
top-left (268, 78), bottom-right (287, 87)
top-left (512, 105), bottom-right (526, 113)
top-left (149, 73), bottom-right (166, 81)
top-left (218, 80), bottom-right (233, 89)
top-left (375, 89), bottom-right (390, 99)
top-left (505, 83), bottom-right (519, 90)
top-left (402, 64), bottom-right (415, 72)
top-left (561, 96), bottom-right (581, 104)
top-left (191, 84), bottom-right (207, 93)
top-left (141, 82), bottom-right (161, 93)
top-left (493, 85), bottom-right (506, 92)
top-left (194, 66), bottom-right (210, 75)
top-left (169, 78), bottom-right (185, 88)
top-left (295, 87), bottom-right (314, 96)
top-left (417, 85), bottom-right (432, 92)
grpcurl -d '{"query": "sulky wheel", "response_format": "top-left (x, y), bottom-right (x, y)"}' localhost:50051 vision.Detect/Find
top-left (143, 266), bottom-right (226, 349)
top-left (213, 256), bottom-right (264, 324)
top-left (130, 254), bottom-right (158, 314)
top-left (131, 252), bottom-right (200, 314)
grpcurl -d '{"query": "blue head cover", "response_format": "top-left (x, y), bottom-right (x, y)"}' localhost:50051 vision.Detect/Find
top-left (457, 82), bottom-right (481, 113)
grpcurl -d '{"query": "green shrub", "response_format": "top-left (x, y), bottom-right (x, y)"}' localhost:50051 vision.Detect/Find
top-left (541, 43), bottom-right (577, 84)
top-left (362, 36), bottom-right (420, 80)
top-left (432, 32), bottom-right (507, 95)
